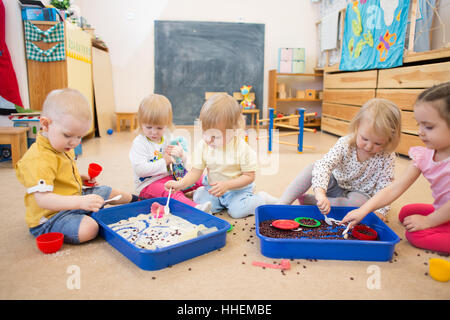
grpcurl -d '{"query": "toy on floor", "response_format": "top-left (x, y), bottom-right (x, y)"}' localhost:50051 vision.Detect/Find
top-left (83, 163), bottom-right (102, 187)
top-left (239, 85), bottom-right (256, 110)
top-left (36, 232), bottom-right (63, 254)
top-left (429, 258), bottom-right (450, 282)
top-left (252, 259), bottom-right (291, 270)
top-left (258, 108), bottom-right (317, 153)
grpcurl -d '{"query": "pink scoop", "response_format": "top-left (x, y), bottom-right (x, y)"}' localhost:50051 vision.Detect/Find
top-left (252, 259), bottom-right (291, 270)
top-left (151, 202), bottom-right (165, 219)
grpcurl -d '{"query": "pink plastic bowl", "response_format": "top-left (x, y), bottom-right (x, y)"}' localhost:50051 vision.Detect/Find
top-left (36, 232), bottom-right (64, 254)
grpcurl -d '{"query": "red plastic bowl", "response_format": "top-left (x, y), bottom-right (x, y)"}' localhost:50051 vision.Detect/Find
top-left (272, 219), bottom-right (300, 230)
top-left (352, 225), bottom-right (377, 241)
top-left (36, 232), bottom-right (64, 254)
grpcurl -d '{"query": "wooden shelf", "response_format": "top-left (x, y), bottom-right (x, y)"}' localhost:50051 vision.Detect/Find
top-left (277, 98), bottom-right (322, 102)
top-left (276, 72), bottom-right (323, 77)
top-left (268, 69), bottom-right (324, 121)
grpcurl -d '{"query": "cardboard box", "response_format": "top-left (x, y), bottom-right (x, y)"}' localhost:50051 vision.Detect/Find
top-left (293, 48), bottom-right (305, 61)
top-left (278, 47), bottom-right (305, 73)
top-left (21, 6), bottom-right (61, 21)
top-left (296, 90), bottom-right (305, 99)
top-left (305, 89), bottom-right (317, 99)
top-left (292, 60), bottom-right (305, 73)
top-left (278, 60), bottom-right (292, 73)
top-left (279, 48), bottom-right (293, 61)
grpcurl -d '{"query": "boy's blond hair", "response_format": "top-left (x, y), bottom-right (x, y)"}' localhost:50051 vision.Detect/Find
top-left (42, 88), bottom-right (92, 122)
top-left (199, 93), bottom-right (245, 130)
top-left (137, 94), bottom-right (173, 130)
top-left (349, 98), bottom-right (402, 153)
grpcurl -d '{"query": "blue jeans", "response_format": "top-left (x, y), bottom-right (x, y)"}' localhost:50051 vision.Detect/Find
top-left (29, 186), bottom-right (112, 244)
top-left (193, 175), bottom-right (264, 219)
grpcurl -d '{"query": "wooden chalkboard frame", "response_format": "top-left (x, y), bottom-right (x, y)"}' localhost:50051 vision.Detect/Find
top-left (155, 20), bottom-right (265, 125)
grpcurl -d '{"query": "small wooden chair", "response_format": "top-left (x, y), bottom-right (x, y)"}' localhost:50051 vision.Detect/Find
top-left (0, 127), bottom-right (30, 167)
top-left (115, 112), bottom-right (137, 132)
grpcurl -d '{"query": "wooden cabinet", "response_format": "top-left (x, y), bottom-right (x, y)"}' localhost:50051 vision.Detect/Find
top-left (25, 21), bottom-right (95, 136)
top-left (268, 69), bottom-right (323, 127)
top-left (322, 49), bottom-right (450, 156)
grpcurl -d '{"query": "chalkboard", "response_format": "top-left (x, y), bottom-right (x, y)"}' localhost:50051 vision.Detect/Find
top-left (155, 21), bottom-right (265, 125)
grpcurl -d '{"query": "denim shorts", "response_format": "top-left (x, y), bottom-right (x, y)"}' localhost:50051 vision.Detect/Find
top-left (29, 186), bottom-right (112, 244)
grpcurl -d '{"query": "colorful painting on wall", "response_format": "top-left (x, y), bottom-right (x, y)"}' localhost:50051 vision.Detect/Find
top-left (339, 0), bottom-right (410, 71)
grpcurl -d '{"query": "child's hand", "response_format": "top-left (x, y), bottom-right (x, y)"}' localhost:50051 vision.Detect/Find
top-left (208, 181), bottom-right (229, 197)
top-left (80, 194), bottom-right (104, 212)
top-left (164, 180), bottom-right (183, 191)
top-left (162, 150), bottom-right (173, 165)
top-left (81, 174), bottom-right (99, 186)
top-left (314, 192), bottom-right (330, 215)
top-left (166, 143), bottom-right (184, 158)
top-left (340, 208), bottom-right (366, 229)
top-left (402, 214), bottom-right (431, 232)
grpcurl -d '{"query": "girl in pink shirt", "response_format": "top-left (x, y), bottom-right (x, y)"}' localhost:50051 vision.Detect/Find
top-left (342, 82), bottom-right (450, 254)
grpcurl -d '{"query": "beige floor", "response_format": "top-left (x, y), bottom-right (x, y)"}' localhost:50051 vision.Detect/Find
top-left (0, 128), bottom-right (448, 300)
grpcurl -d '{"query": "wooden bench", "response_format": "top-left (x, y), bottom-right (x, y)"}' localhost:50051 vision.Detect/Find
top-left (115, 112), bottom-right (137, 132)
top-left (0, 127), bottom-right (30, 167)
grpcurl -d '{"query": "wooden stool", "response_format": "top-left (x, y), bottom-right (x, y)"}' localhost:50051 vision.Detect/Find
top-left (115, 112), bottom-right (137, 132)
top-left (0, 127), bottom-right (30, 167)
top-left (242, 109), bottom-right (260, 134)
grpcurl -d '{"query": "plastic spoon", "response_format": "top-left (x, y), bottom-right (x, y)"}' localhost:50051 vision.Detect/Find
top-left (342, 223), bottom-right (352, 238)
top-left (164, 188), bottom-right (172, 216)
top-left (104, 194), bottom-right (122, 204)
top-left (324, 214), bottom-right (333, 225)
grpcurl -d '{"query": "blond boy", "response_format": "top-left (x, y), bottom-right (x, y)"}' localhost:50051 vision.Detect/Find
top-left (16, 89), bottom-right (138, 244)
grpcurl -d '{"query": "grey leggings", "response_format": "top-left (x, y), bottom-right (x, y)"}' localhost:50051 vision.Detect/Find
top-left (277, 163), bottom-right (370, 207)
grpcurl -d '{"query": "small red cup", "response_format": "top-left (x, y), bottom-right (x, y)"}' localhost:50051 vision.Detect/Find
top-left (84, 163), bottom-right (103, 187)
top-left (36, 232), bottom-right (64, 254)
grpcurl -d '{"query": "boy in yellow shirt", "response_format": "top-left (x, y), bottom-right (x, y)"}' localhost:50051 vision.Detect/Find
top-left (165, 93), bottom-right (265, 218)
top-left (16, 89), bottom-right (139, 244)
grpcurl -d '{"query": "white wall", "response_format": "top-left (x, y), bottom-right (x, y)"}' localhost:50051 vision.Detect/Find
top-left (5, 0), bottom-right (321, 118)
top-left (76, 0), bottom-right (321, 117)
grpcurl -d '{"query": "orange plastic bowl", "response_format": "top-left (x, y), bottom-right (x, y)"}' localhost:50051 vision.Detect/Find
top-left (36, 232), bottom-right (64, 254)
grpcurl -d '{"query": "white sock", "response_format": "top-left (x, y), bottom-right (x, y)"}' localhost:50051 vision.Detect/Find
top-left (257, 191), bottom-right (279, 205)
top-left (195, 201), bottom-right (212, 213)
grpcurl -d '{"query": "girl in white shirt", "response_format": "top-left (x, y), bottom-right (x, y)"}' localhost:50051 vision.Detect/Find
top-left (260, 98), bottom-right (402, 220)
top-left (129, 94), bottom-right (211, 212)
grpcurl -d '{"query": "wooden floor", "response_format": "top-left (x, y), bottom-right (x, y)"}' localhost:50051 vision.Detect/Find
top-left (1, 129), bottom-right (447, 300)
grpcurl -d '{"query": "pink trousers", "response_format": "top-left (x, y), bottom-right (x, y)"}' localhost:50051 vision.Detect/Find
top-left (398, 203), bottom-right (450, 254)
top-left (139, 175), bottom-right (203, 207)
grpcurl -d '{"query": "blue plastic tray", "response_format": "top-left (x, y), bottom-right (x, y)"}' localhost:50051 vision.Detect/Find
top-left (92, 198), bottom-right (231, 270)
top-left (255, 205), bottom-right (400, 261)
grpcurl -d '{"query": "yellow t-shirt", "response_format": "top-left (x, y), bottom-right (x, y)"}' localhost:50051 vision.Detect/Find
top-left (192, 136), bottom-right (258, 185)
top-left (15, 132), bottom-right (83, 228)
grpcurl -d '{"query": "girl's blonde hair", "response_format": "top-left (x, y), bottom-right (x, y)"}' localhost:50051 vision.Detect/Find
top-left (42, 88), bottom-right (92, 122)
top-left (416, 81), bottom-right (450, 128)
top-left (137, 94), bottom-right (173, 130)
top-left (199, 93), bottom-right (245, 131)
top-left (349, 98), bottom-right (402, 153)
